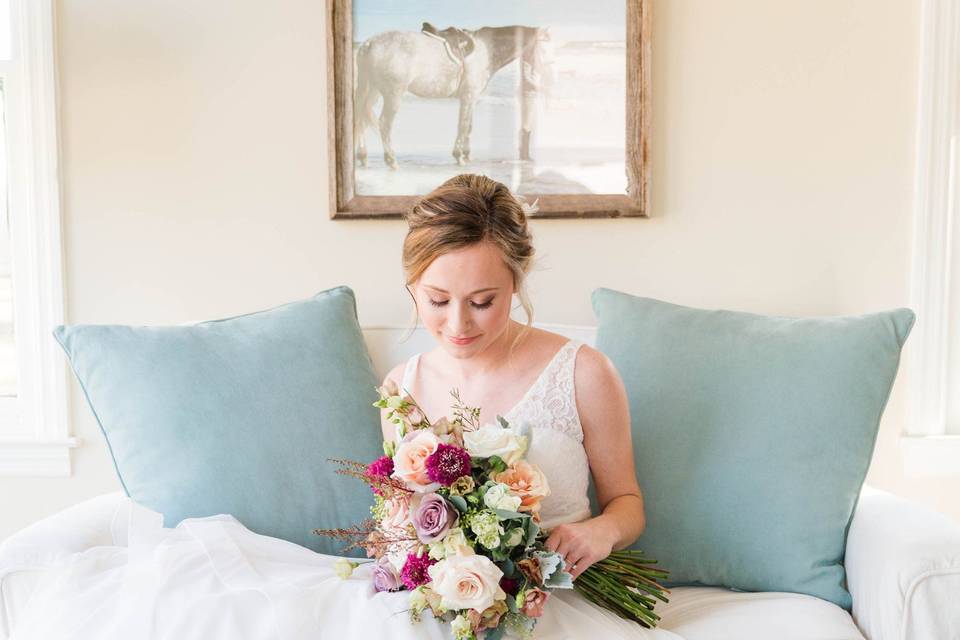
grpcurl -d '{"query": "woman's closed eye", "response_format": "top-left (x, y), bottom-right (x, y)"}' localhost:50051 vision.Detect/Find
top-left (429, 298), bottom-right (494, 310)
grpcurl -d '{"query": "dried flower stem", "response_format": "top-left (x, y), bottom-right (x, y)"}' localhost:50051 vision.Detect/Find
top-left (449, 388), bottom-right (481, 432)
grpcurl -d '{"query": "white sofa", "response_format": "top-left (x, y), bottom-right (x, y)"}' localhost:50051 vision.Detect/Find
top-left (1, 323), bottom-right (958, 640)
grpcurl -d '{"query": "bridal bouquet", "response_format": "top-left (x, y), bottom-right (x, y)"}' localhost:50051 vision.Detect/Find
top-left (314, 379), bottom-right (669, 640)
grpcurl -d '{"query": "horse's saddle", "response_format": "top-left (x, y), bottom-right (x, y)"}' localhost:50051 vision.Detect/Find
top-left (421, 22), bottom-right (475, 65)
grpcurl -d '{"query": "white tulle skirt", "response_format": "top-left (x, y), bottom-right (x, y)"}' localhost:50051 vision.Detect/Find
top-left (9, 501), bottom-right (683, 640)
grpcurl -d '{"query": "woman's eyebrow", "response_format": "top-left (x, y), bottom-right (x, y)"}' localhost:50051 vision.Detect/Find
top-left (423, 285), bottom-right (498, 295)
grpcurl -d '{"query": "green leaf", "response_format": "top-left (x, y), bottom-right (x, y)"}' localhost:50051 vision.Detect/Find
top-left (524, 519), bottom-right (540, 547)
top-left (382, 440), bottom-right (396, 458)
top-left (486, 627), bottom-right (506, 640)
top-left (499, 558), bottom-right (516, 578)
top-left (448, 495), bottom-right (468, 512)
top-left (494, 509), bottom-right (530, 521)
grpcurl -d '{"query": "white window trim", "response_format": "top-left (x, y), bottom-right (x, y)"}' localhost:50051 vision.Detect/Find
top-left (903, 0), bottom-right (960, 477)
top-left (0, 0), bottom-right (78, 476)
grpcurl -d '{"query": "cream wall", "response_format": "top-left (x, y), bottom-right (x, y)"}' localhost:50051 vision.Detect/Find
top-left (4, 0), bottom-right (956, 540)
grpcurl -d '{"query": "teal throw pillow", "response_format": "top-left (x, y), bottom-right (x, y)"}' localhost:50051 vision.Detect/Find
top-left (54, 285), bottom-right (382, 557)
top-left (590, 288), bottom-right (915, 610)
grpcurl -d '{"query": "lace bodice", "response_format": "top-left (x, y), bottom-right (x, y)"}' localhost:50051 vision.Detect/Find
top-left (400, 339), bottom-right (592, 531)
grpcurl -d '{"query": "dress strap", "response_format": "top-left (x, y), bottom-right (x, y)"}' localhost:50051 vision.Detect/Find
top-left (400, 353), bottom-right (421, 397)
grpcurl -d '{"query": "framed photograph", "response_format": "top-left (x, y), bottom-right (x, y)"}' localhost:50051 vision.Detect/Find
top-left (326, 0), bottom-right (651, 219)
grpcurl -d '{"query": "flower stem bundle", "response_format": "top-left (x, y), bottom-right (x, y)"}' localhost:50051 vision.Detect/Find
top-left (574, 549), bottom-right (670, 628)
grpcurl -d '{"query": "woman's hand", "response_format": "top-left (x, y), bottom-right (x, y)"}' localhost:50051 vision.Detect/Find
top-left (543, 516), bottom-right (618, 580)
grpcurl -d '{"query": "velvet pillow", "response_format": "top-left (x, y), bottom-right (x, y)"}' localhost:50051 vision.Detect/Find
top-left (591, 288), bottom-right (915, 609)
top-left (54, 285), bottom-right (382, 556)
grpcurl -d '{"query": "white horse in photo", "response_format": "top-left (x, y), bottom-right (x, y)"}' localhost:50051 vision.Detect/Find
top-left (354, 23), bottom-right (552, 169)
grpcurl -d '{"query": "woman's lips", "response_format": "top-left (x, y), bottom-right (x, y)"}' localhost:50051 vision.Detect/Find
top-left (448, 335), bottom-right (478, 345)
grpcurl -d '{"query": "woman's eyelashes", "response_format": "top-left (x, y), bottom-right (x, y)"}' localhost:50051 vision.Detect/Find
top-left (428, 298), bottom-right (495, 310)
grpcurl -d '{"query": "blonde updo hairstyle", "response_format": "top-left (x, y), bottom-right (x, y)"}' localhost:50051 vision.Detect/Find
top-left (402, 174), bottom-right (537, 359)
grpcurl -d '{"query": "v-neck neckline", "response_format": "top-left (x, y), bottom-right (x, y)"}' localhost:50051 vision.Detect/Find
top-left (408, 338), bottom-right (574, 422)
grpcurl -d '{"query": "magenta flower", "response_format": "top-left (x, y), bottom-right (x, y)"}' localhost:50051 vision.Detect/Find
top-left (424, 443), bottom-right (472, 486)
top-left (400, 552), bottom-right (436, 590)
top-left (367, 455), bottom-right (395, 495)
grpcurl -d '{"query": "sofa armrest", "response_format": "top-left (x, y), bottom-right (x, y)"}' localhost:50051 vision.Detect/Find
top-left (845, 486), bottom-right (960, 640)
top-left (0, 492), bottom-right (130, 639)
top-left (0, 492), bottom-right (129, 573)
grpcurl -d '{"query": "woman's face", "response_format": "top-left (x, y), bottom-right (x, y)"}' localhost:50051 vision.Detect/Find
top-left (410, 242), bottom-right (517, 357)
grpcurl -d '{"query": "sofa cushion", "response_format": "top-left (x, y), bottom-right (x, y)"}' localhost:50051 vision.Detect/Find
top-left (658, 586), bottom-right (865, 640)
top-left (53, 285), bottom-right (382, 556)
top-left (591, 288), bottom-right (914, 610)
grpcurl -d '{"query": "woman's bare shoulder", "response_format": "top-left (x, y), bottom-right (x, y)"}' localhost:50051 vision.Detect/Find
top-left (573, 344), bottom-right (620, 388)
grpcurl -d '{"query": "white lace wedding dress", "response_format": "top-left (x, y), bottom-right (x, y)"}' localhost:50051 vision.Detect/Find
top-left (8, 339), bottom-right (682, 640)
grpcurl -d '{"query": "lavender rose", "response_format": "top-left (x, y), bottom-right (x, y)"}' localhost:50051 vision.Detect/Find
top-left (412, 493), bottom-right (459, 543)
top-left (372, 555), bottom-right (403, 592)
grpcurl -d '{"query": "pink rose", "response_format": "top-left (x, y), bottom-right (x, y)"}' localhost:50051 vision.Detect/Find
top-left (393, 430), bottom-right (442, 492)
top-left (381, 494), bottom-right (411, 531)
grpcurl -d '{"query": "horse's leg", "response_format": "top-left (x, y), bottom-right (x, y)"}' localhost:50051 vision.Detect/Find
top-left (354, 83), bottom-right (370, 168)
top-left (354, 48), bottom-right (375, 168)
top-left (519, 88), bottom-right (536, 161)
top-left (379, 90), bottom-right (403, 170)
top-left (453, 95), bottom-right (476, 166)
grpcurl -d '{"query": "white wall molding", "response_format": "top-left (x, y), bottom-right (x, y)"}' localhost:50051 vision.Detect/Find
top-left (0, 437), bottom-right (79, 476)
top-left (0, 0), bottom-right (76, 476)
top-left (902, 436), bottom-right (960, 477)
top-left (903, 0), bottom-right (960, 474)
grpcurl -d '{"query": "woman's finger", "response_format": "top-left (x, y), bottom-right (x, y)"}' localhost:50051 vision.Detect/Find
top-left (544, 531), bottom-right (560, 553)
top-left (566, 551), bottom-right (587, 577)
top-left (555, 539), bottom-right (572, 564)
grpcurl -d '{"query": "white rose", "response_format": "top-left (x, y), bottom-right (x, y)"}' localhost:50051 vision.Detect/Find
top-left (463, 424), bottom-right (527, 464)
top-left (483, 483), bottom-right (522, 512)
top-left (427, 553), bottom-right (507, 613)
top-left (428, 527), bottom-right (472, 561)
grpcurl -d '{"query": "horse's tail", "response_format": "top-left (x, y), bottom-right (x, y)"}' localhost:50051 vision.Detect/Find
top-left (353, 42), bottom-right (378, 139)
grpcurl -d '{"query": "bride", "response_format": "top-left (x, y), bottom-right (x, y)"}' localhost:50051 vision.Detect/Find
top-left (8, 175), bottom-right (682, 639)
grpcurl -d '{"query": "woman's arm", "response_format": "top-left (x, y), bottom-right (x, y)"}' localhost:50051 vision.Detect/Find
top-left (544, 345), bottom-right (645, 577)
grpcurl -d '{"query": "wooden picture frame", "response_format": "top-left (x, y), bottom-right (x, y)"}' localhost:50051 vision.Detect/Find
top-left (326, 0), bottom-right (652, 219)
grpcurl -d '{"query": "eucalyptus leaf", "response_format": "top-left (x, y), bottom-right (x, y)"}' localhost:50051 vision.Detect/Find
top-left (486, 626), bottom-right (506, 640)
top-left (545, 568), bottom-right (575, 589)
top-left (524, 519), bottom-right (540, 547)
top-left (448, 495), bottom-right (468, 512)
top-left (494, 509), bottom-right (530, 521)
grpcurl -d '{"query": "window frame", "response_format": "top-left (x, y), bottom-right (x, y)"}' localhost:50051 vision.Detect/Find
top-left (0, 0), bottom-right (76, 476)
top-left (903, 0), bottom-right (960, 476)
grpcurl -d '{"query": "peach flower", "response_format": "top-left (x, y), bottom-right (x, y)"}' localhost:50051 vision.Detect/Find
top-left (521, 587), bottom-right (550, 618)
top-left (468, 600), bottom-right (508, 633)
top-left (493, 460), bottom-right (550, 515)
top-left (393, 430), bottom-right (442, 492)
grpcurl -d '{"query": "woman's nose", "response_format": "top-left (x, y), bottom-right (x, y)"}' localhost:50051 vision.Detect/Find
top-left (447, 302), bottom-right (473, 333)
